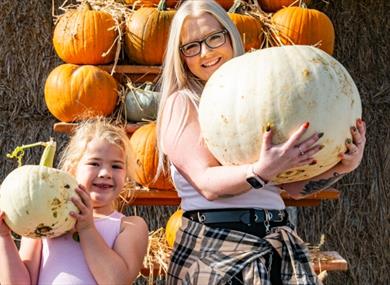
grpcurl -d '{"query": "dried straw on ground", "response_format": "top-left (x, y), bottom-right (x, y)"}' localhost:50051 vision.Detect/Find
top-left (0, 0), bottom-right (388, 284)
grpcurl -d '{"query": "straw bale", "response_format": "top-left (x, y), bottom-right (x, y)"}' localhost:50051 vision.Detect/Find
top-left (0, 0), bottom-right (388, 284)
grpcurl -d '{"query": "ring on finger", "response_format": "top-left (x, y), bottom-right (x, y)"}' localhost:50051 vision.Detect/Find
top-left (298, 145), bottom-right (305, 156)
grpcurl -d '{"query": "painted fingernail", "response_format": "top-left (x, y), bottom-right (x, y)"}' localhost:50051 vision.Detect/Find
top-left (303, 122), bottom-right (310, 129)
top-left (357, 118), bottom-right (363, 124)
top-left (338, 153), bottom-right (344, 159)
top-left (351, 126), bottom-right (357, 132)
top-left (346, 138), bottom-right (352, 144)
top-left (265, 123), bottom-right (271, 132)
top-left (309, 160), bottom-right (317, 165)
top-left (318, 132), bottom-right (324, 138)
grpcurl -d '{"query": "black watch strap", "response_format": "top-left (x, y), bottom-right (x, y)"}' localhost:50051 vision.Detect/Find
top-left (246, 165), bottom-right (266, 189)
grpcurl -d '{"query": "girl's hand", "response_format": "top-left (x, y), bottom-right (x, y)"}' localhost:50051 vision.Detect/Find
top-left (70, 185), bottom-right (94, 233)
top-left (338, 118), bottom-right (366, 173)
top-left (253, 122), bottom-right (323, 181)
top-left (0, 211), bottom-right (11, 237)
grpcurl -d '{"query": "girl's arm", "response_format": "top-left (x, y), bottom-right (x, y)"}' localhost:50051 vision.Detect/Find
top-left (281, 119), bottom-right (366, 199)
top-left (0, 211), bottom-right (42, 285)
top-left (72, 186), bottom-right (148, 285)
top-left (113, 216), bottom-right (148, 282)
top-left (160, 92), bottom-right (322, 200)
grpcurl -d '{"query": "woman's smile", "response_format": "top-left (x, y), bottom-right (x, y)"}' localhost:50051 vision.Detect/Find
top-left (201, 57), bottom-right (221, 68)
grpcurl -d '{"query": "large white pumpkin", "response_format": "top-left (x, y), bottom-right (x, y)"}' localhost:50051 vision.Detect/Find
top-left (0, 166), bottom-right (78, 238)
top-left (199, 45), bottom-right (362, 183)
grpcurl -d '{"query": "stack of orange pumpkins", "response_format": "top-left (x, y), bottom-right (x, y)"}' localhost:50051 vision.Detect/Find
top-left (45, 2), bottom-right (119, 123)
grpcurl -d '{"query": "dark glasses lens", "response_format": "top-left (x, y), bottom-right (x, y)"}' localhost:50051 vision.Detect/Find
top-left (180, 30), bottom-right (228, 57)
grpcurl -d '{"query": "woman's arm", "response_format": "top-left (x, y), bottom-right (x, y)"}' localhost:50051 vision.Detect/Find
top-left (0, 211), bottom-right (42, 285)
top-left (281, 119), bottom-right (366, 199)
top-left (72, 186), bottom-right (148, 285)
top-left (160, 92), bottom-right (322, 200)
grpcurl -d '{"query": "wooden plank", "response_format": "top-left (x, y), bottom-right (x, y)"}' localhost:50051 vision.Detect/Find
top-left (129, 188), bottom-right (340, 207)
top-left (311, 251), bottom-right (348, 272)
top-left (140, 250), bottom-right (347, 277)
top-left (53, 122), bottom-right (78, 134)
top-left (132, 190), bottom-right (180, 206)
top-left (98, 65), bottom-right (162, 74)
top-left (53, 122), bottom-right (142, 135)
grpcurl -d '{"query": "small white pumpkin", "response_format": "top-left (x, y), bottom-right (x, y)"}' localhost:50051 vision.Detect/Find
top-left (0, 166), bottom-right (78, 238)
top-left (0, 140), bottom-right (78, 238)
top-left (125, 82), bottom-right (159, 122)
top-left (199, 45), bottom-right (362, 183)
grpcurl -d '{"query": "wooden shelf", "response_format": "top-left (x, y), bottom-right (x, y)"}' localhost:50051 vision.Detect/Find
top-left (310, 251), bottom-right (348, 273)
top-left (98, 64), bottom-right (162, 74)
top-left (53, 122), bottom-right (142, 135)
top-left (140, 250), bottom-right (347, 277)
top-left (130, 188), bottom-right (340, 207)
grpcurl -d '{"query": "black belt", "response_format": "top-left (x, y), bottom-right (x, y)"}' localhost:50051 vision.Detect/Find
top-left (183, 208), bottom-right (288, 225)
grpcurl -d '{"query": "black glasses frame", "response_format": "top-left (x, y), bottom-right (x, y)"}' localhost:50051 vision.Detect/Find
top-left (180, 29), bottom-right (228, 57)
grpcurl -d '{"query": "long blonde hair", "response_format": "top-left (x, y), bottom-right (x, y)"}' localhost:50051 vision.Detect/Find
top-left (156, 0), bottom-right (245, 174)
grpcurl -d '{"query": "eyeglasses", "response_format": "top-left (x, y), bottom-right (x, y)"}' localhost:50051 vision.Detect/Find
top-left (180, 30), bottom-right (228, 57)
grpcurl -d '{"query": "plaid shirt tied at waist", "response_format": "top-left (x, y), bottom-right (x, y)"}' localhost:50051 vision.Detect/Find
top-left (167, 217), bottom-right (322, 285)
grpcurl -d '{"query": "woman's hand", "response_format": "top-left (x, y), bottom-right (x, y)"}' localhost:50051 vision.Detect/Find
top-left (70, 185), bottom-right (94, 233)
top-left (252, 122), bottom-right (323, 181)
top-left (0, 211), bottom-right (11, 237)
top-left (338, 118), bottom-right (366, 173)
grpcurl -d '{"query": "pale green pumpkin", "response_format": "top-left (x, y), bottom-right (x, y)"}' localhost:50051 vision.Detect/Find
top-left (199, 45), bottom-right (362, 183)
top-left (0, 140), bottom-right (78, 238)
top-left (125, 82), bottom-right (159, 122)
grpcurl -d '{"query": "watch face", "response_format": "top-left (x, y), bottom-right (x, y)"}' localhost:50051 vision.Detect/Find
top-left (246, 177), bottom-right (263, 189)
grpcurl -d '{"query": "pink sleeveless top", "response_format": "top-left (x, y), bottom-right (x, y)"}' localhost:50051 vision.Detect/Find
top-left (38, 211), bottom-right (124, 285)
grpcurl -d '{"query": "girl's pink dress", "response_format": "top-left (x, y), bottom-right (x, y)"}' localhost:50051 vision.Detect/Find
top-left (38, 211), bottom-right (124, 285)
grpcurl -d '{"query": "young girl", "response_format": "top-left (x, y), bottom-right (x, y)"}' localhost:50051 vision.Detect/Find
top-left (156, 0), bottom-right (366, 284)
top-left (0, 118), bottom-right (148, 284)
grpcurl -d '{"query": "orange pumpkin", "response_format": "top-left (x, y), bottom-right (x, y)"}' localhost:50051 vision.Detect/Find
top-left (271, 6), bottom-right (335, 55)
top-left (228, 1), bottom-right (263, 51)
top-left (124, 0), bottom-right (175, 65)
top-left (44, 64), bottom-right (118, 122)
top-left (53, 3), bottom-right (117, 65)
top-left (165, 209), bottom-right (183, 248)
top-left (129, 123), bottom-right (173, 190)
top-left (258, 0), bottom-right (310, 12)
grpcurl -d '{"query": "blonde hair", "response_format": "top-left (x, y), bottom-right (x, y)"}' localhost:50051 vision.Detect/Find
top-left (156, 0), bottom-right (245, 173)
top-left (59, 117), bottom-right (134, 182)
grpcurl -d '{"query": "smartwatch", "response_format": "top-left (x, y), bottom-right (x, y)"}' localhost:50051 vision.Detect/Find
top-left (246, 166), bottom-right (267, 189)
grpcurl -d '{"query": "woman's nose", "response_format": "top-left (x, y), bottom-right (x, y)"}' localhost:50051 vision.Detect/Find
top-left (200, 42), bottom-right (212, 57)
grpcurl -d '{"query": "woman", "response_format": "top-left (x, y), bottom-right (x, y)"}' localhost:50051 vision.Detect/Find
top-left (156, 1), bottom-right (366, 284)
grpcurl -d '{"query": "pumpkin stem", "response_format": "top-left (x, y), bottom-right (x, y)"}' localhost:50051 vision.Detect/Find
top-left (39, 138), bottom-right (56, 168)
top-left (157, 0), bottom-right (167, 11)
top-left (229, 0), bottom-right (246, 13)
top-left (6, 138), bottom-right (56, 168)
top-left (299, 0), bottom-right (307, 8)
top-left (80, 1), bottom-right (92, 12)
